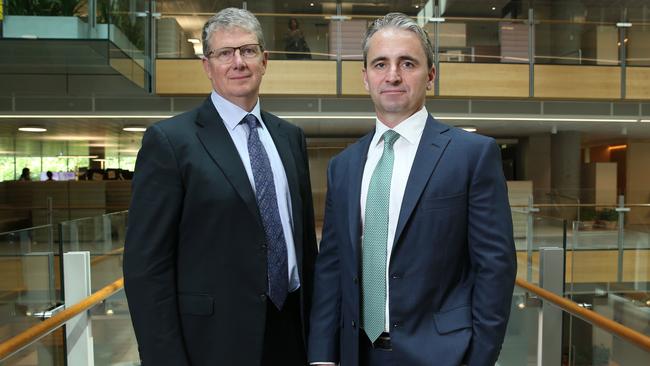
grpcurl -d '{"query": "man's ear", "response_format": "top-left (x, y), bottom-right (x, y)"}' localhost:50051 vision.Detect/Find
top-left (202, 57), bottom-right (212, 80)
top-left (426, 65), bottom-right (436, 90)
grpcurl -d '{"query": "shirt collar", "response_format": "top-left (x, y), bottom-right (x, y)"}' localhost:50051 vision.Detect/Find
top-left (371, 106), bottom-right (429, 147)
top-left (210, 91), bottom-right (263, 131)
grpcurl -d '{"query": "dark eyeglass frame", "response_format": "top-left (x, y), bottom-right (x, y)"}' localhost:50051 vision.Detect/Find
top-left (205, 43), bottom-right (264, 62)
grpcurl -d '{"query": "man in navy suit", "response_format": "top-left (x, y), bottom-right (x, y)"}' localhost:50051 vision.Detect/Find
top-left (308, 13), bottom-right (517, 366)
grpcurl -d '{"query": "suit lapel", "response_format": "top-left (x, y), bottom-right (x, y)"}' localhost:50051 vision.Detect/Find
top-left (194, 98), bottom-right (262, 228)
top-left (348, 131), bottom-right (375, 265)
top-left (393, 116), bottom-right (450, 248)
top-left (261, 111), bottom-right (304, 272)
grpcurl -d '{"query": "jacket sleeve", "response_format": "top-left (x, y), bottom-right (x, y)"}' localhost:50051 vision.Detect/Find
top-left (465, 139), bottom-right (517, 366)
top-left (308, 160), bottom-right (342, 364)
top-left (123, 124), bottom-right (190, 365)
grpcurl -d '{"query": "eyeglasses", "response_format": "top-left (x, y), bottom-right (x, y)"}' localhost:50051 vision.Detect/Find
top-left (206, 44), bottom-right (263, 62)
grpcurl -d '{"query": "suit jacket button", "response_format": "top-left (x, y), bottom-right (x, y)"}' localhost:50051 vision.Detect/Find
top-left (353, 277), bottom-right (358, 284)
top-left (260, 294), bottom-right (267, 301)
top-left (393, 322), bottom-right (399, 329)
top-left (351, 321), bottom-right (356, 329)
top-left (391, 273), bottom-right (400, 279)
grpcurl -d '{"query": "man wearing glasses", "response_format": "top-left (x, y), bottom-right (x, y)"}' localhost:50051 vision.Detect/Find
top-left (123, 8), bottom-right (317, 366)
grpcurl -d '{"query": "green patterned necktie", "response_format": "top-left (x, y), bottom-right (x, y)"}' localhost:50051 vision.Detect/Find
top-left (361, 129), bottom-right (400, 343)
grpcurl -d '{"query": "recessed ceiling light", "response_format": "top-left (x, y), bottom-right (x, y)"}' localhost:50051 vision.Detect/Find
top-left (18, 126), bottom-right (47, 132)
top-left (491, 6), bottom-right (497, 11)
top-left (310, 2), bottom-right (315, 6)
top-left (123, 126), bottom-right (147, 132)
top-left (187, 38), bottom-right (200, 44)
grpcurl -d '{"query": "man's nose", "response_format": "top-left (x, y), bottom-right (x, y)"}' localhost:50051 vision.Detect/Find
top-left (231, 49), bottom-right (246, 68)
top-left (385, 65), bottom-right (401, 83)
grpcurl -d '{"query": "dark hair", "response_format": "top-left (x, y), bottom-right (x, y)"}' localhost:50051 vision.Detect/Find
top-left (362, 12), bottom-right (434, 69)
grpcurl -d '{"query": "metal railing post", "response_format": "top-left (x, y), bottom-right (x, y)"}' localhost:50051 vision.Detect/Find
top-left (526, 195), bottom-right (540, 282)
top-left (615, 195), bottom-right (630, 283)
top-left (538, 247), bottom-right (564, 366)
top-left (63, 252), bottom-right (94, 365)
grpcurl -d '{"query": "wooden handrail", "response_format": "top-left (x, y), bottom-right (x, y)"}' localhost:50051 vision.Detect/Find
top-left (0, 278), bottom-right (124, 361)
top-left (516, 277), bottom-right (650, 352)
top-left (2, 276), bottom-right (648, 360)
top-left (510, 203), bottom-right (650, 208)
top-left (90, 247), bottom-right (125, 266)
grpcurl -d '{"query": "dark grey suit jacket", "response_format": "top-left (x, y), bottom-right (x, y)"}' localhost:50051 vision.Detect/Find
top-left (123, 97), bottom-right (317, 365)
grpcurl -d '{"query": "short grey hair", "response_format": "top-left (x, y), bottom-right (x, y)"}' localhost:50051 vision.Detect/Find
top-left (362, 12), bottom-right (434, 69)
top-left (202, 8), bottom-right (265, 56)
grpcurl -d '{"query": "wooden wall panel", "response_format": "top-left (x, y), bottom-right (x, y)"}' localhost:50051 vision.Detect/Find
top-left (341, 61), bottom-right (365, 95)
top-left (156, 59), bottom-right (211, 95)
top-left (260, 60), bottom-right (337, 95)
top-left (626, 67), bottom-right (650, 99)
top-left (439, 63), bottom-right (529, 97)
top-left (534, 65), bottom-right (620, 99)
top-left (156, 59), bottom-right (336, 95)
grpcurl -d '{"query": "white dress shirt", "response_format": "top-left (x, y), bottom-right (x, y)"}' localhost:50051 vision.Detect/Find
top-left (210, 91), bottom-right (300, 292)
top-left (311, 107), bottom-right (429, 365)
top-left (360, 106), bottom-right (428, 331)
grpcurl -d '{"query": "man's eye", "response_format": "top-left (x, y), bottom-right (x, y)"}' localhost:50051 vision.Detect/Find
top-left (218, 49), bottom-right (233, 58)
top-left (402, 61), bottom-right (415, 68)
top-left (374, 63), bottom-right (385, 69)
top-left (242, 48), bottom-right (256, 56)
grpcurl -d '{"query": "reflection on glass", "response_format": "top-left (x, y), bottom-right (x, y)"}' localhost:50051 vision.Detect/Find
top-left (0, 225), bottom-right (60, 344)
top-left (0, 327), bottom-right (65, 365)
top-left (90, 290), bottom-right (140, 365)
top-left (60, 211), bottom-right (128, 291)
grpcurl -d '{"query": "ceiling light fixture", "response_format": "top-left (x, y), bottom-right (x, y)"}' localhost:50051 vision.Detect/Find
top-left (123, 126), bottom-right (147, 132)
top-left (18, 126), bottom-right (47, 132)
top-left (57, 155), bottom-right (99, 159)
top-left (607, 144), bottom-right (627, 151)
top-left (187, 38), bottom-right (200, 44)
top-left (491, 6), bottom-right (497, 11)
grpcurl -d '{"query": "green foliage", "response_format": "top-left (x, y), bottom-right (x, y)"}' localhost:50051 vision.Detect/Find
top-left (97, 0), bottom-right (145, 50)
top-left (596, 208), bottom-right (618, 222)
top-left (7, 0), bottom-right (83, 16)
top-left (580, 207), bottom-right (597, 221)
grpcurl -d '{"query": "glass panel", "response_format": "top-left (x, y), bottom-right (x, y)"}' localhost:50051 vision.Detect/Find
top-left (437, 19), bottom-right (529, 64)
top-left (253, 14), bottom-right (333, 61)
top-left (566, 312), bottom-right (650, 365)
top-left (513, 208), bottom-right (566, 285)
top-left (627, 23), bottom-right (650, 67)
top-left (89, 289), bottom-right (139, 365)
top-left (536, 19), bottom-right (620, 66)
top-left (59, 211), bottom-right (127, 291)
top-left (623, 205), bottom-right (650, 292)
top-left (3, 0), bottom-right (90, 39)
top-left (0, 327), bottom-right (65, 365)
top-left (497, 290), bottom-right (539, 366)
top-left (0, 225), bottom-right (61, 344)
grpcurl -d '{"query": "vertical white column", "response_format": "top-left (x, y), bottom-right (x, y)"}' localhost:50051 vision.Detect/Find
top-left (537, 247), bottom-right (564, 366)
top-left (64, 251), bottom-right (95, 366)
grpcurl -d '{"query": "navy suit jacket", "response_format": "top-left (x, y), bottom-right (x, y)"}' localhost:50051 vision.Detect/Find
top-left (308, 116), bottom-right (517, 366)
